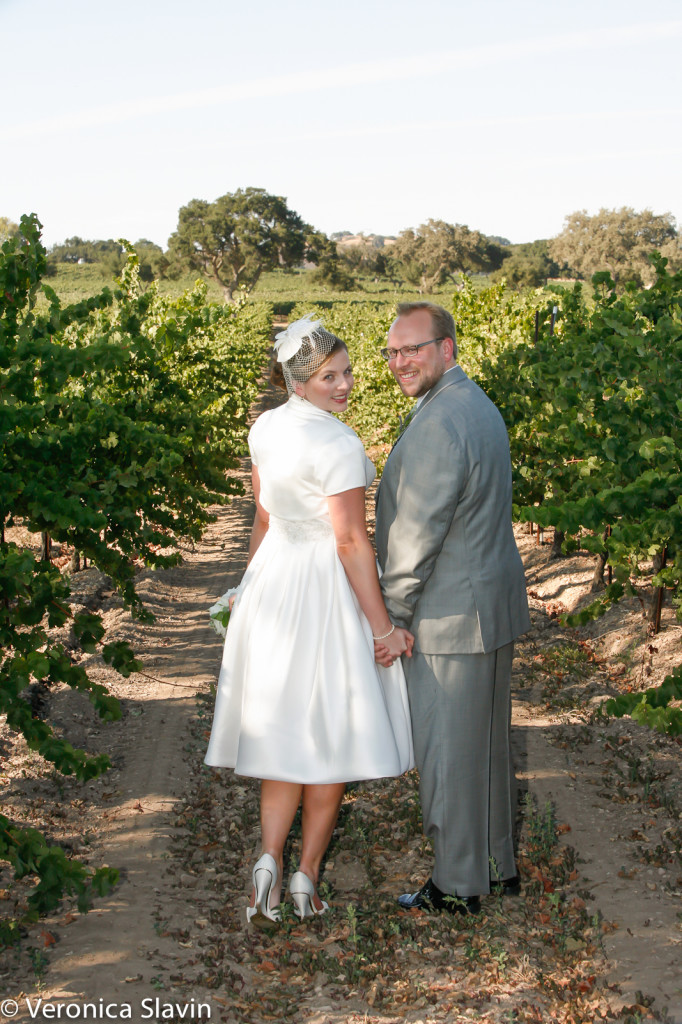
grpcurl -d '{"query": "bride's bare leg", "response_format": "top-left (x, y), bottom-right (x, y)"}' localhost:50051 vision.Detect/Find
top-left (299, 783), bottom-right (345, 909)
top-left (253, 779), bottom-right (303, 905)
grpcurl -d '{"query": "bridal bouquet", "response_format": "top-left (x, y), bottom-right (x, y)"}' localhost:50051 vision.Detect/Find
top-left (208, 588), bottom-right (240, 638)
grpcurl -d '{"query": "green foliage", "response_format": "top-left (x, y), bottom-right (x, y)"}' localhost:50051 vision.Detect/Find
top-left (602, 665), bottom-right (682, 736)
top-left (1, 214), bottom-right (271, 933)
top-left (2, 226), bottom-right (270, 617)
top-left (304, 229), bottom-right (357, 292)
top-left (290, 263), bottom-right (680, 633)
top-left (0, 814), bottom-right (119, 924)
top-left (39, 263), bottom-right (230, 307)
top-left (0, 216), bottom-right (20, 246)
top-left (46, 237), bottom-right (167, 283)
top-left (549, 207), bottom-right (681, 288)
top-left (450, 275), bottom-right (544, 378)
top-left (333, 235), bottom-right (398, 282)
top-left (47, 235), bottom-right (124, 265)
top-left (252, 267), bottom-right (453, 316)
top-left (391, 219), bottom-right (506, 292)
top-left (291, 265), bottom-right (681, 642)
top-left (474, 257), bottom-right (682, 624)
top-left (311, 253), bottom-right (356, 292)
top-left (168, 187), bottom-right (311, 301)
top-left (0, 541), bottom-right (121, 777)
top-left (491, 240), bottom-right (560, 289)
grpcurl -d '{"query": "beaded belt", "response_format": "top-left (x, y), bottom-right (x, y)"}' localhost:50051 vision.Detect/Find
top-left (268, 515), bottom-right (335, 543)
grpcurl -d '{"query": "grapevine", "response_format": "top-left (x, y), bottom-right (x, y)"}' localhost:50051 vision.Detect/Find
top-left (0, 215), bottom-right (271, 938)
top-left (290, 273), bottom-right (681, 733)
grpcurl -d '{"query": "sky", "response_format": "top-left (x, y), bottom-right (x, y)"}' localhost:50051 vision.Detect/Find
top-left (3, 0), bottom-right (681, 249)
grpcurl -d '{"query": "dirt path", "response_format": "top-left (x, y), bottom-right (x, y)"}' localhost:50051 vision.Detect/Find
top-left (2, 384), bottom-right (682, 1023)
top-left (33, 510), bottom-right (254, 1007)
top-left (518, 705), bottom-right (681, 1008)
top-left (512, 542), bottom-right (682, 1021)
top-left (1, 423), bottom-right (257, 1018)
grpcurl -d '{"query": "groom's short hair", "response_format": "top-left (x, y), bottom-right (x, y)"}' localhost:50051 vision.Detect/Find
top-left (395, 302), bottom-right (457, 358)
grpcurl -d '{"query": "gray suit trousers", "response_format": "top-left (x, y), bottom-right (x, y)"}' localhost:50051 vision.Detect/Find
top-left (404, 644), bottom-right (517, 897)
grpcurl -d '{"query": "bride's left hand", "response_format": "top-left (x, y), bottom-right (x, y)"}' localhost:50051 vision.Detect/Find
top-left (374, 627), bottom-right (413, 666)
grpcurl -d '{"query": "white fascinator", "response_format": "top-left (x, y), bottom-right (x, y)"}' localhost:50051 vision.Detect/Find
top-left (273, 313), bottom-right (324, 363)
top-left (273, 313), bottom-right (342, 394)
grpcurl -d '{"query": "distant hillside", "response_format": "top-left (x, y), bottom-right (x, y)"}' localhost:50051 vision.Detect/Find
top-left (332, 232), bottom-right (396, 249)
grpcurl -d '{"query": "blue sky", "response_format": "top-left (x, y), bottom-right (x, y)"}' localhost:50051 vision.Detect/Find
top-left (3, 0), bottom-right (681, 248)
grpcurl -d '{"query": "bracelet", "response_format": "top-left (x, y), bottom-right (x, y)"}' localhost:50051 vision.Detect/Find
top-left (372, 624), bottom-right (396, 641)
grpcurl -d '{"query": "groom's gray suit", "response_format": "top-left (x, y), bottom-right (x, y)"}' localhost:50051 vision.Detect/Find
top-left (375, 363), bottom-right (530, 898)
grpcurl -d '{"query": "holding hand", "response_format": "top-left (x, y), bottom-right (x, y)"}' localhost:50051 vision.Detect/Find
top-left (374, 626), bottom-right (414, 667)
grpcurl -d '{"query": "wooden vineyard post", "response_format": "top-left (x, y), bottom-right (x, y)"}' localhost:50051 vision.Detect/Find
top-left (651, 546), bottom-right (668, 635)
top-left (549, 305), bottom-right (557, 335)
top-left (41, 531), bottom-right (51, 562)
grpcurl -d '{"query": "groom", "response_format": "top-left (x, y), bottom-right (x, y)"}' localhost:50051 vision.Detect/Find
top-left (374, 301), bottom-right (530, 914)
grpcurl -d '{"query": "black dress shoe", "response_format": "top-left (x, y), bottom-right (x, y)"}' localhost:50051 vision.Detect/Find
top-left (398, 878), bottom-right (480, 915)
top-left (490, 874), bottom-right (521, 896)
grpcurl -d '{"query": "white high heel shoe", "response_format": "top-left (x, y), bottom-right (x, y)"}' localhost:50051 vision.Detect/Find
top-left (289, 870), bottom-right (329, 919)
top-left (246, 853), bottom-right (281, 925)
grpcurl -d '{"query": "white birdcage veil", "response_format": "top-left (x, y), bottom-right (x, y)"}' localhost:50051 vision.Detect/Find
top-left (274, 313), bottom-right (343, 394)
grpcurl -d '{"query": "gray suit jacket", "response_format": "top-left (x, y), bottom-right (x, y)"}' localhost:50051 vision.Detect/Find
top-left (375, 365), bottom-right (530, 654)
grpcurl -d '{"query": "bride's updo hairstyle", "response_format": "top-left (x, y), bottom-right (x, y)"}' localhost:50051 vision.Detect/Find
top-left (272, 314), bottom-right (346, 395)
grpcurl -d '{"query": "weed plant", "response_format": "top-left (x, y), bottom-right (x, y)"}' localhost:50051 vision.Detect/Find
top-left (524, 793), bottom-right (558, 865)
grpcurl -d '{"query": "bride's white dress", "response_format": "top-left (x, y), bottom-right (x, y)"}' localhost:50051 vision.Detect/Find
top-left (204, 394), bottom-right (414, 783)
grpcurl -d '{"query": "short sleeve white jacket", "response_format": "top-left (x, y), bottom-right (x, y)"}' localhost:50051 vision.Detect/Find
top-left (248, 395), bottom-right (375, 522)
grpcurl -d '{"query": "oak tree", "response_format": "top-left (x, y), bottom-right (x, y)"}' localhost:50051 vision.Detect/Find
top-left (492, 240), bottom-right (560, 289)
top-left (549, 207), bottom-right (681, 287)
top-left (392, 219), bottom-right (505, 292)
top-left (0, 216), bottom-right (19, 245)
top-left (168, 187), bottom-right (310, 301)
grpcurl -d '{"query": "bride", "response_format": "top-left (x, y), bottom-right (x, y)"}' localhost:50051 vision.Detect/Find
top-left (204, 314), bottom-right (413, 925)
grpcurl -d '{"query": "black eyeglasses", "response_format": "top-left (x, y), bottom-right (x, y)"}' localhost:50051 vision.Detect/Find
top-left (379, 337), bottom-right (445, 362)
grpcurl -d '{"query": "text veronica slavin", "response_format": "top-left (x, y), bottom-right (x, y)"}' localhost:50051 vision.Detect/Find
top-left (23, 998), bottom-right (212, 1019)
